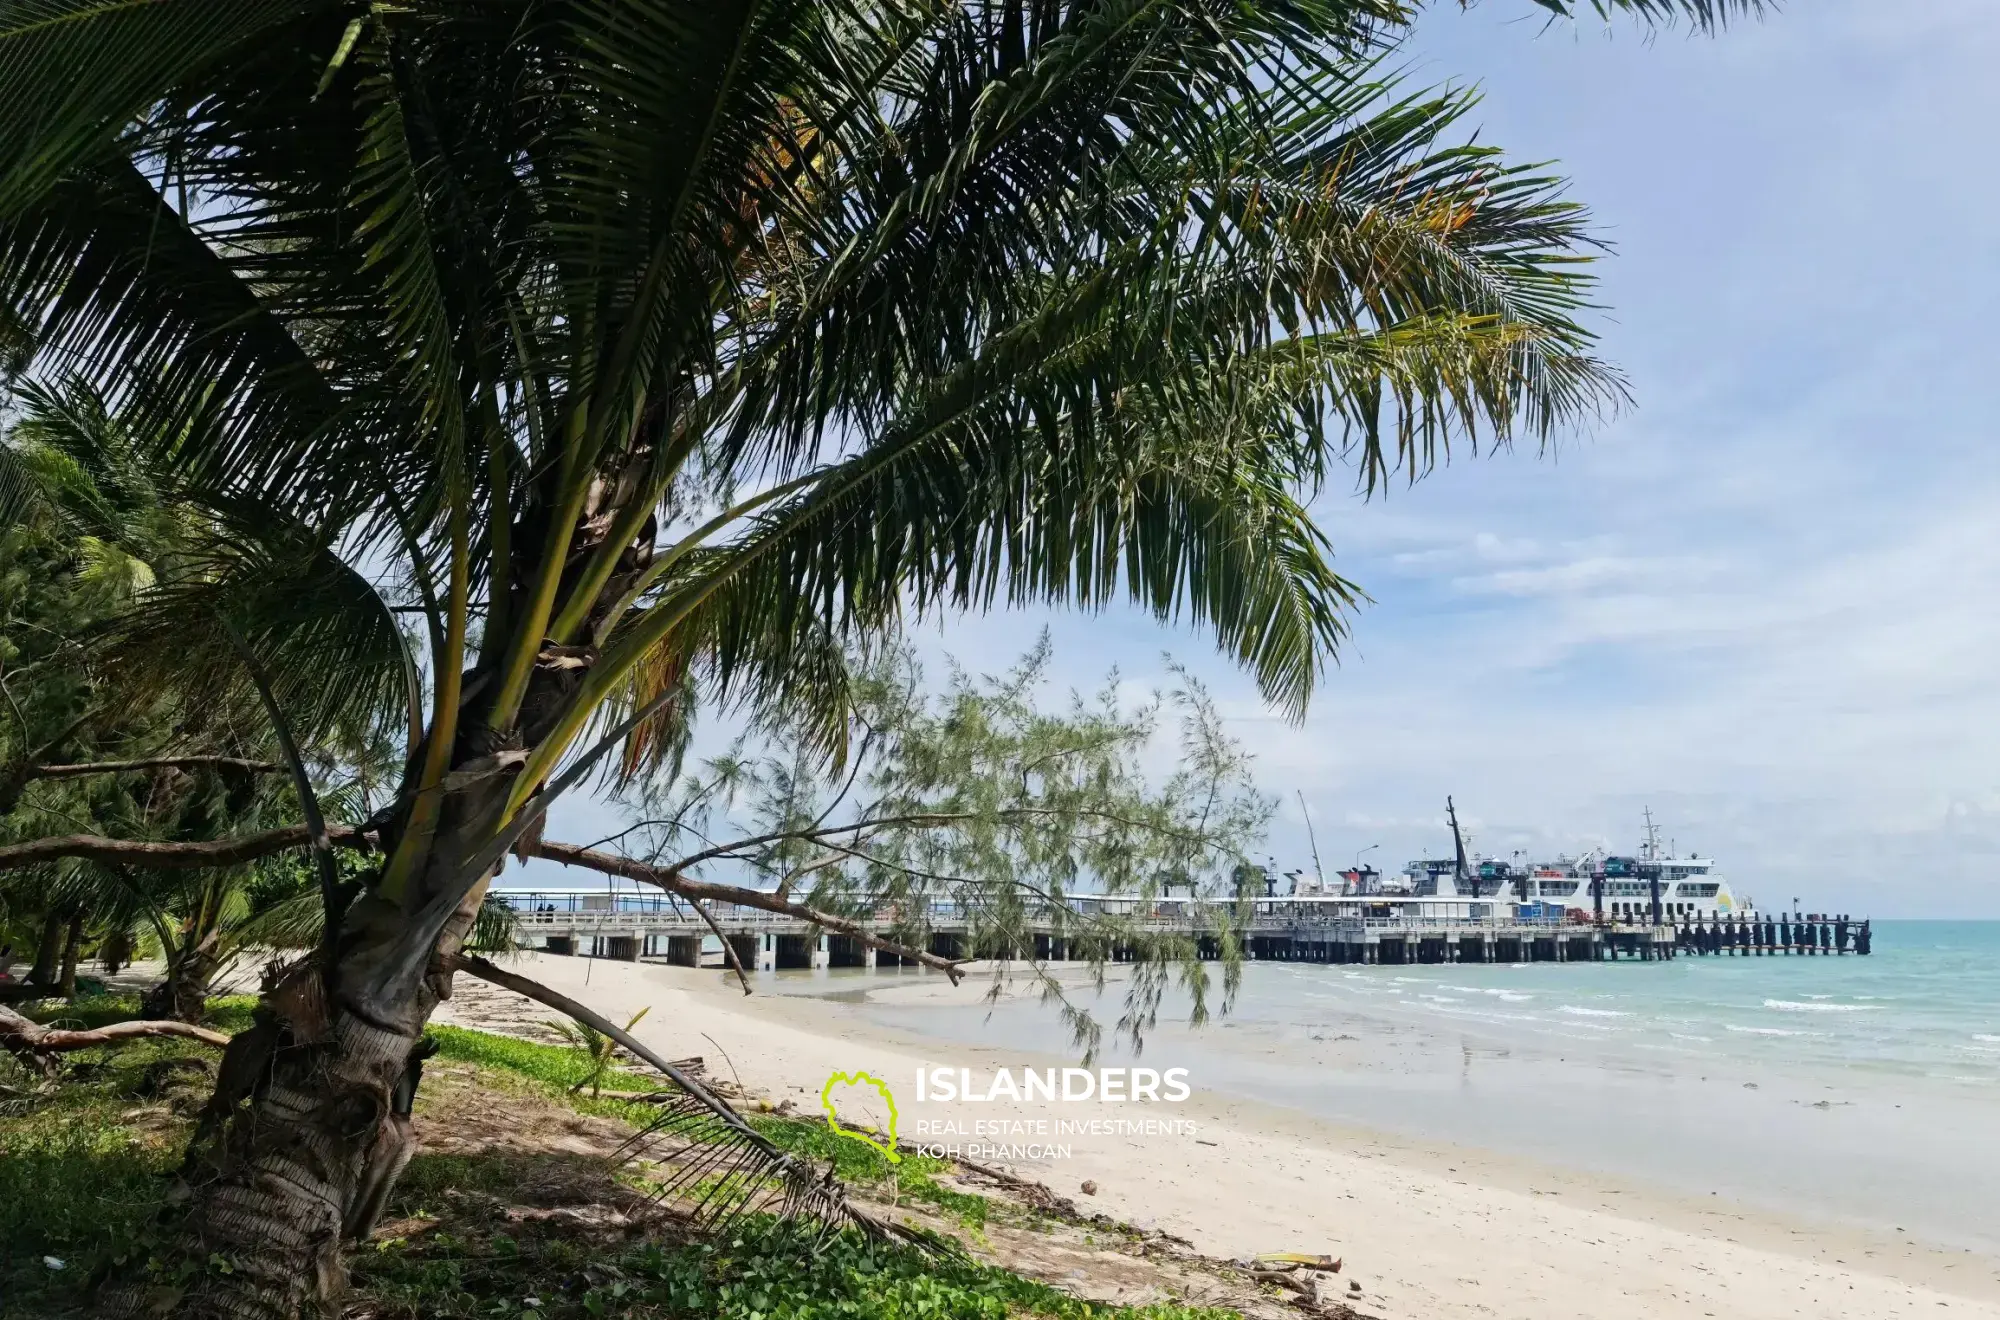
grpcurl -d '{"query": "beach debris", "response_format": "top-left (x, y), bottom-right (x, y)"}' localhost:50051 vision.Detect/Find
top-left (1080, 1180), bottom-right (1098, 1195)
top-left (1255, 1252), bottom-right (1341, 1272)
top-left (501, 1204), bottom-right (637, 1231)
top-left (1250, 1268), bottom-right (1318, 1298)
top-left (1241, 1252), bottom-right (1351, 1312)
top-left (1350, 1280), bottom-right (1363, 1293)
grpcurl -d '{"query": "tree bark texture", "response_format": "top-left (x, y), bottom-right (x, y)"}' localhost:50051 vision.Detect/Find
top-left (57, 911), bottom-right (84, 997)
top-left (143, 936), bottom-right (224, 1024)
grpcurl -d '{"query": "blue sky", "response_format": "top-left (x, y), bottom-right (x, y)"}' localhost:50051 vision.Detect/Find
top-left (532, 2), bottom-right (2000, 919)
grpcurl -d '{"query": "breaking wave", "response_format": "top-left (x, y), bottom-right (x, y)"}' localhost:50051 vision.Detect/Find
top-left (1727, 1025), bottom-right (1808, 1037)
top-left (1764, 999), bottom-right (1880, 1013)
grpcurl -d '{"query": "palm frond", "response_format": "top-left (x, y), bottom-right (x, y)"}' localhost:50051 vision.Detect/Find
top-left (96, 519), bottom-right (411, 749)
top-left (456, 954), bottom-right (887, 1239)
top-left (0, 0), bottom-right (330, 212)
top-left (463, 893), bottom-right (520, 953)
top-left (0, 156), bottom-right (363, 522)
top-left (1524, 0), bottom-right (1767, 30)
top-left (227, 886), bottom-right (325, 951)
top-left (615, 1080), bottom-right (861, 1238)
top-left (0, 430), bottom-right (45, 529)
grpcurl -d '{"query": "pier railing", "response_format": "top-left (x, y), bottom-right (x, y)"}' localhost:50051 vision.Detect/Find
top-left (497, 892), bottom-right (1867, 962)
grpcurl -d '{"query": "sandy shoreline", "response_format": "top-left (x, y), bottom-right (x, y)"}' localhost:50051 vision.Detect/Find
top-left (434, 953), bottom-right (2000, 1320)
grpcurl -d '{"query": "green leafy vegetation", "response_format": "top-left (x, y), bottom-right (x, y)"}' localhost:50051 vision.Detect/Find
top-left (352, 1219), bottom-right (1227, 1320)
top-left (750, 1111), bottom-right (990, 1233)
top-left (421, 1022), bottom-right (676, 1134)
top-left (0, 382), bottom-right (402, 1019)
top-left (546, 1006), bottom-right (652, 1097)
top-left (608, 640), bottom-right (1272, 1056)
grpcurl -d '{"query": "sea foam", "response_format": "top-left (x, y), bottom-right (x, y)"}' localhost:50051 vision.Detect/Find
top-left (1728, 1025), bottom-right (1810, 1037)
top-left (1764, 999), bottom-right (1879, 1013)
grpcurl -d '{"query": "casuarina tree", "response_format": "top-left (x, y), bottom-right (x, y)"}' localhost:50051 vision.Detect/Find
top-left (0, 379), bottom-right (401, 1017)
top-left (0, 0), bottom-right (1755, 1314)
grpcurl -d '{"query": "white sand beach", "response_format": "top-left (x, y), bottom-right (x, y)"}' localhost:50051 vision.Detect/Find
top-left (434, 953), bottom-right (2000, 1320)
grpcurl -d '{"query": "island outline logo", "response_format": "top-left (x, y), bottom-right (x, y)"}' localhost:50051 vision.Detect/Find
top-left (820, 1070), bottom-right (901, 1164)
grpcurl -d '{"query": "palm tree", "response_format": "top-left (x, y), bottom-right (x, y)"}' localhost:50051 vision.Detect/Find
top-left (0, 1), bottom-right (1756, 1314)
top-left (547, 1005), bottom-right (651, 1098)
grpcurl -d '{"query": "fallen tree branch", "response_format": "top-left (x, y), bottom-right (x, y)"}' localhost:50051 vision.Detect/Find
top-left (27, 756), bottom-right (285, 781)
top-left (531, 839), bottom-right (963, 983)
top-left (0, 822), bottom-right (372, 871)
top-left (0, 1004), bottom-right (230, 1073)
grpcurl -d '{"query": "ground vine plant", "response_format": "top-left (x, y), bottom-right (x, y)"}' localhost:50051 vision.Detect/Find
top-left (0, 0), bottom-right (1752, 1314)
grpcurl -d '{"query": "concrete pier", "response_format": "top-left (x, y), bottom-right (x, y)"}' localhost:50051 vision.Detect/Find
top-left (505, 893), bottom-right (1868, 966)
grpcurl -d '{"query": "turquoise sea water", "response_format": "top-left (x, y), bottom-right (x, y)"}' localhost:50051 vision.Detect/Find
top-left (1234, 919), bottom-right (2000, 1087)
top-left (771, 920), bottom-right (2000, 1252)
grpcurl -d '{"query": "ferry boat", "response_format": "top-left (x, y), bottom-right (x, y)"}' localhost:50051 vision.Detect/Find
top-left (1377, 806), bottom-right (1753, 925)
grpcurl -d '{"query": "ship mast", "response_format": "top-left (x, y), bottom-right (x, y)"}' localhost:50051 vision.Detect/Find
top-left (1447, 796), bottom-right (1469, 897)
top-left (1299, 790), bottom-right (1328, 895)
top-left (1642, 807), bottom-right (1663, 926)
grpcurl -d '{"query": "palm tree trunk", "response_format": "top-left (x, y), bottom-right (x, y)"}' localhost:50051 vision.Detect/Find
top-left (56, 912), bottom-right (84, 997)
top-left (111, 774), bottom-right (509, 1319)
top-left (28, 910), bottom-right (64, 986)
top-left (100, 929), bottom-right (133, 976)
top-left (141, 928), bottom-right (225, 1023)
top-left (139, 957), bottom-right (214, 1022)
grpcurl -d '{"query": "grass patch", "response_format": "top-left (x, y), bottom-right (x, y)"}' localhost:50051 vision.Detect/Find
top-left (424, 1022), bottom-right (684, 1129)
top-left (20, 991), bottom-right (259, 1034)
top-left (428, 1022), bottom-right (602, 1087)
top-left (0, 1026), bottom-right (218, 1316)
